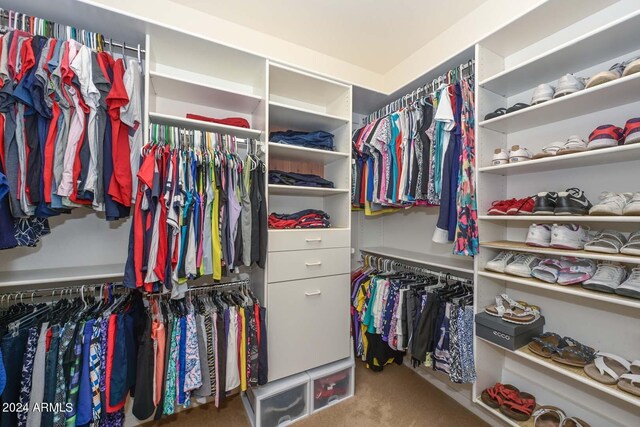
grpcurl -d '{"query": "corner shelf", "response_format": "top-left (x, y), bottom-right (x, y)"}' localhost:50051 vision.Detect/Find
top-left (269, 101), bottom-right (349, 132)
top-left (0, 264), bottom-right (124, 288)
top-left (478, 215), bottom-right (640, 224)
top-left (480, 240), bottom-right (640, 265)
top-left (477, 338), bottom-right (640, 409)
top-left (478, 144), bottom-right (640, 176)
top-left (478, 270), bottom-right (640, 310)
top-left (148, 112), bottom-right (262, 139)
top-left (479, 73), bottom-right (640, 133)
top-left (267, 184), bottom-right (349, 197)
top-left (268, 142), bottom-right (349, 164)
top-left (359, 247), bottom-right (474, 274)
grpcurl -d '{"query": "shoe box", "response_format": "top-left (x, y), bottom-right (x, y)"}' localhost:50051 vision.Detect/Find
top-left (475, 312), bottom-right (545, 351)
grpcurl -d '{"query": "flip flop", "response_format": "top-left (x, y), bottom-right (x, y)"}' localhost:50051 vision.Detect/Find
top-left (618, 371), bottom-right (640, 397)
top-left (484, 108), bottom-right (507, 120)
top-left (506, 103), bottom-right (530, 114)
top-left (533, 405), bottom-right (566, 427)
top-left (528, 333), bottom-right (567, 358)
top-left (584, 230), bottom-right (627, 254)
top-left (584, 353), bottom-right (631, 385)
top-left (481, 383), bottom-right (521, 408)
top-left (499, 392), bottom-right (536, 422)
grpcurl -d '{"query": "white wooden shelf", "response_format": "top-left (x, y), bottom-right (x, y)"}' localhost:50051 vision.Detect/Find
top-left (480, 10), bottom-right (640, 96)
top-left (267, 184), bottom-right (349, 197)
top-left (148, 112), bottom-right (262, 139)
top-left (359, 247), bottom-right (474, 274)
top-left (0, 264), bottom-right (124, 288)
top-left (480, 240), bottom-right (640, 265)
top-left (268, 227), bottom-right (349, 233)
top-left (478, 270), bottom-right (640, 310)
top-left (150, 71), bottom-right (262, 114)
top-left (479, 73), bottom-right (640, 133)
top-left (269, 101), bottom-right (349, 133)
top-left (477, 338), bottom-right (640, 409)
top-left (478, 215), bottom-right (640, 224)
top-left (268, 142), bottom-right (349, 164)
top-left (478, 144), bottom-right (640, 176)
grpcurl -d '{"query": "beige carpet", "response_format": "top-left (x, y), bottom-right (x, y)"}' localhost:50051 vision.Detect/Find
top-left (144, 362), bottom-right (489, 427)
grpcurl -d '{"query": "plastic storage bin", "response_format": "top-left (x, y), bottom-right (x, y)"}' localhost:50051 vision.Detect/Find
top-left (307, 357), bottom-right (355, 413)
top-left (242, 372), bottom-right (310, 427)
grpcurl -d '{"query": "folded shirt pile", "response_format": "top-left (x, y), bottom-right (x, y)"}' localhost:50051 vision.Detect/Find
top-left (269, 209), bottom-right (331, 229)
top-left (187, 113), bottom-right (250, 129)
top-left (269, 130), bottom-right (334, 151)
top-left (269, 170), bottom-right (334, 188)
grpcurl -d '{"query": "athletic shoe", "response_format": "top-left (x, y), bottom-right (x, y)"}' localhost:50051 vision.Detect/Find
top-left (531, 258), bottom-right (572, 283)
top-left (526, 224), bottom-right (552, 247)
top-left (586, 63), bottom-right (624, 88)
top-left (557, 258), bottom-right (596, 285)
top-left (590, 192), bottom-right (631, 216)
top-left (508, 145), bottom-right (533, 163)
top-left (555, 188), bottom-right (592, 216)
top-left (623, 118), bottom-right (640, 145)
top-left (587, 125), bottom-right (624, 150)
top-left (531, 83), bottom-right (555, 105)
top-left (623, 192), bottom-right (640, 216)
top-left (486, 251), bottom-right (516, 273)
top-left (550, 224), bottom-right (591, 250)
top-left (488, 198), bottom-right (518, 215)
top-left (505, 253), bottom-right (543, 277)
top-left (492, 149), bottom-right (509, 166)
top-left (554, 74), bottom-right (586, 98)
top-left (616, 268), bottom-right (640, 299)
top-left (533, 192), bottom-right (558, 215)
top-left (507, 197), bottom-right (535, 215)
top-left (582, 263), bottom-right (627, 293)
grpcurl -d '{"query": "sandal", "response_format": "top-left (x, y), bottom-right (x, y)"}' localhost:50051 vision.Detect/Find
top-left (506, 103), bottom-right (530, 114)
top-left (533, 141), bottom-right (564, 159)
top-left (584, 230), bottom-right (627, 254)
top-left (480, 383), bottom-right (520, 408)
top-left (484, 108), bottom-right (507, 121)
top-left (584, 353), bottom-right (631, 385)
top-left (485, 294), bottom-right (541, 324)
top-left (551, 337), bottom-right (596, 367)
top-left (557, 135), bottom-right (588, 155)
top-left (528, 333), bottom-right (567, 358)
top-left (499, 391), bottom-right (536, 421)
top-left (533, 405), bottom-right (566, 427)
top-left (561, 417), bottom-right (591, 427)
top-left (621, 231), bottom-right (640, 256)
top-left (618, 361), bottom-right (640, 396)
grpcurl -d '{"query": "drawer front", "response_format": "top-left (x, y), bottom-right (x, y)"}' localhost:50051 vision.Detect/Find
top-left (259, 383), bottom-right (308, 427)
top-left (267, 275), bottom-right (350, 381)
top-left (310, 365), bottom-right (354, 412)
top-left (268, 229), bottom-right (350, 252)
top-left (267, 248), bottom-right (350, 283)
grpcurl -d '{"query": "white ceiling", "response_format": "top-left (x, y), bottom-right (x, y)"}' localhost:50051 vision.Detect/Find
top-left (170, 0), bottom-right (488, 74)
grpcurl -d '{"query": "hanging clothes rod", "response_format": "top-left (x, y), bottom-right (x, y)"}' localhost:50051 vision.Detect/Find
top-left (0, 9), bottom-right (145, 55)
top-left (365, 59), bottom-right (475, 124)
top-left (186, 279), bottom-right (250, 292)
top-left (361, 252), bottom-right (473, 285)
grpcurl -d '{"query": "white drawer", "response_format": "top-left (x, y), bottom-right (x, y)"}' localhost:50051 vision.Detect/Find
top-left (268, 229), bottom-right (349, 252)
top-left (267, 248), bottom-right (350, 283)
top-left (267, 275), bottom-right (351, 381)
top-left (242, 372), bottom-right (310, 427)
top-left (308, 358), bottom-right (355, 413)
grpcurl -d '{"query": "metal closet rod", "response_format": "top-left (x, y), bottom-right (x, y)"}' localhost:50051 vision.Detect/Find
top-left (0, 282), bottom-right (126, 304)
top-left (360, 252), bottom-right (473, 285)
top-left (0, 9), bottom-right (145, 54)
top-left (185, 279), bottom-right (250, 293)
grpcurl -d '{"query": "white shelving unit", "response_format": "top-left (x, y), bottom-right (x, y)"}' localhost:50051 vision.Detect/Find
top-left (474, 3), bottom-right (640, 426)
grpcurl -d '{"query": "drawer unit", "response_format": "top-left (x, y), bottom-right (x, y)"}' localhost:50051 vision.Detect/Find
top-left (268, 229), bottom-right (349, 252)
top-left (267, 247), bottom-right (350, 283)
top-left (267, 275), bottom-right (351, 381)
top-left (242, 372), bottom-right (310, 427)
top-left (307, 358), bottom-right (355, 413)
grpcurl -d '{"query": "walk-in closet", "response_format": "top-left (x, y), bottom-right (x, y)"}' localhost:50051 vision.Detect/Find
top-left (0, 1), bottom-right (639, 426)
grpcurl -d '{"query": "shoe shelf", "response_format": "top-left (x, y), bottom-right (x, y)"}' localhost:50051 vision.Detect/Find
top-left (268, 142), bottom-right (349, 164)
top-left (359, 247), bottom-right (474, 275)
top-left (269, 101), bottom-right (349, 133)
top-left (478, 215), bottom-right (640, 224)
top-left (267, 184), bottom-right (350, 197)
top-left (479, 72), bottom-right (640, 133)
top-left (474, 399), bottom-right (535, 427)
top-left (477, 338), bottom-right (640, 409)
top-left (478, 143), bottom-right (640, 176)
top-left (478, 270), bottom-right (640, 310)
top-left (480, 240), bottom-right (640, 265)
top-left (148, 112), bottom-right (262, 139)
top-left (479, 10), bottom-right (640, 97)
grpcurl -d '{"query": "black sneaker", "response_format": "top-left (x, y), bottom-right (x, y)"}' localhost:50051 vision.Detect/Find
top-left (555, 188), bottom-right (592, 215)
top-left (533, 192), bottom-right (558, 215)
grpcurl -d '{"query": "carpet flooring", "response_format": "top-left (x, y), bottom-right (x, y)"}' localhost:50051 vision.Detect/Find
top-left (144, 362), bottom-right (489, 427)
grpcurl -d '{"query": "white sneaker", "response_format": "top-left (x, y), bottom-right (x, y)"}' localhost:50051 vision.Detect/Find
top-left (590, 192), bottom-right (632, 216)
top-left (486, 251), bottom-right (516, 274)
top-left (554, 74), bottom-right (586, 98)
top-left (623, 192), bottom-right (640, 216)
top-left (505, 254), bottom-right (543, 277)
top-left (509, 145), bottom-right (533, 163)
top-left (616, 268), bottom-right (640, 299)
top-left (550, 224), bottom-right (591, 250)
top-left (526, 224), bottom-right (552, 247)
top-left (492, 149), bottom-right (509, 166)
top-left (582, 263), bottom-right (627, 293)
top-left (531, 83), bottom-right (555, 105)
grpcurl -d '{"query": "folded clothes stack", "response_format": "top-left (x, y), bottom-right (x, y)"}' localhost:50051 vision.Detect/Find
top-left (269, 209), bottom-right (331, 229)
top-left (186, 113), bottom-right (251, 129)
top-left (269, 170), bottom-right (335, 188)
top-left (270, 130), bottom-right (335, 151)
